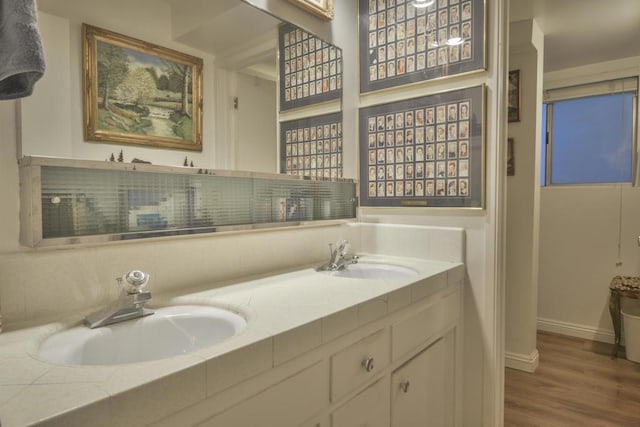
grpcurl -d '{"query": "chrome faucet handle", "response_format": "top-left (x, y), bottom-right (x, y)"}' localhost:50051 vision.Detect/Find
top-left (125, 270), bottom-right (149, 286)
top-left (334, 239), bottom-right (349, 255)
top-left (118, 270), bottom-right (150, 294)
top-left (329, 240), bottom-right (349, 254)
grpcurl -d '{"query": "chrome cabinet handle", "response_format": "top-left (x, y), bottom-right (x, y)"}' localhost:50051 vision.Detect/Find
top-left (400, 381), bottom-right (410, 393)
top-left (362, 357), bottom-right (375, 372)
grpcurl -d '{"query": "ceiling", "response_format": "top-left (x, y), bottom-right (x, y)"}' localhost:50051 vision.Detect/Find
top-left (39, 0), bottom-right (640, 76)
top-left (510, 0), bottom-right (640, 72)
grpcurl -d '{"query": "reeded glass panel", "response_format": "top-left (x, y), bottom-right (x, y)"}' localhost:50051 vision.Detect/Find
top-left (40, 166), bottom-right (355, 241)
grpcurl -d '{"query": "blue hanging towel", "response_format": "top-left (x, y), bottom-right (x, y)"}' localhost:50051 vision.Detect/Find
top-left (0, 0), bottom-right (46, 100)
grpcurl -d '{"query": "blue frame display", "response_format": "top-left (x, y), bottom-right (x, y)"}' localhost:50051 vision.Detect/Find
top-left (279, 23), bottom-right (343, 111)
top-left (359, 85), bottom-right (484, 208)
top-left (280, 112), bottom-right (343, 179)
top-left (359, 0), bottom-right (486, 93)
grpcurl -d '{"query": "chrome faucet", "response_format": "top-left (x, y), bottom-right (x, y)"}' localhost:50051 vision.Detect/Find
top-left (317, 239), bottom-right (359, 271)
top-left (84, 270), bottom-right (154, 329)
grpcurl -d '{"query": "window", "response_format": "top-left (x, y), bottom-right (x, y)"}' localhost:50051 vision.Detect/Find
top-left (541, 78), bottom-right (637, 186)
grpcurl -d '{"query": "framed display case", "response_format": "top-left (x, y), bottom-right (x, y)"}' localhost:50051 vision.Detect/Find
top-left (508, 69), bottom-right (521, 122)
top-left (280, 112), bottom-right (343, 179)
top-left (359, 85), bottom-right (485, 208)
top-left (279, 23), bottom-right (343, 111)
top-left (359, 0), bottom-right (486, 93)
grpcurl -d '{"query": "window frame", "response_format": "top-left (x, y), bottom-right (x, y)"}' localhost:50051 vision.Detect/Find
top-left (542, 77), bottom-right (639, 187)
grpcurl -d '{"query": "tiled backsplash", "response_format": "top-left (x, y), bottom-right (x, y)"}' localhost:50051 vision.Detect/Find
top-left (0, 223), bottom-right (464, 326)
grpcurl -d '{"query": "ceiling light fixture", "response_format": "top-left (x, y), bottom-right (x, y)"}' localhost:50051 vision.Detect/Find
top-left (412, 0), bottom-right (435, 9)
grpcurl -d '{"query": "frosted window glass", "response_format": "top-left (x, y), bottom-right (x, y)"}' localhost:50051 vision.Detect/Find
top-left (550, 93), bottom-right (634, 184)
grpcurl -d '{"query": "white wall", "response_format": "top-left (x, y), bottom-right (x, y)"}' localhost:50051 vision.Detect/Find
top-left (235, 73), bottom-right (278, 173)
top-left (0, 102), bottom-right (21, 254)
top-left (537, 57), bottom-right (640, 342)
top-left (538, 185), bottom-right (640, 341)
top-left (505, 19), bottom-right (543, 372)
top-left (23, 0), bottom-right (219, 168)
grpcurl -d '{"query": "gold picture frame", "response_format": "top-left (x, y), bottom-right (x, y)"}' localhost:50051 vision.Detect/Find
top-left (82, 24), bottom-right (203, 151)
top-left (288, 0), bottom-right (334, 20)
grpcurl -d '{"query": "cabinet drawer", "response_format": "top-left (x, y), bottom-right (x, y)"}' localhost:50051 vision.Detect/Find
top-left (332, 376), bottom-right (390, 427)
top-left (330, 328), bottom-right (390, 401)
top-left (391, 289), bottom-right (459, 360)
top-left (200, 361), bottom-right (327, 427)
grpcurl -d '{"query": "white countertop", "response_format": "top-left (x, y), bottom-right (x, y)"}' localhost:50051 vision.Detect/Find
top-left (0, 254), bottom-right (464, 426)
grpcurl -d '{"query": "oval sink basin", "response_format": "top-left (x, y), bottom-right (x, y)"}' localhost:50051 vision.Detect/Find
top-left (37, 305), bottom-right (247, 366)
top-left (324, 262), bottom-right (418, 279)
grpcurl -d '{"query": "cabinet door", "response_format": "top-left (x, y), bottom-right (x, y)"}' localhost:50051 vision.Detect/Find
top-left (200, 361), bottom-right (327, 427)
top-left (332, 376), bottom-right (390, 427)
top-left (391, 330), bottom-right (455, 427)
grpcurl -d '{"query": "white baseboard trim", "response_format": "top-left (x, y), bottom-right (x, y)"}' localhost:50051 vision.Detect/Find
top-left (505, 349), bottom-right (539, 373)
top-left (537, 317), bottom-right (615, 344)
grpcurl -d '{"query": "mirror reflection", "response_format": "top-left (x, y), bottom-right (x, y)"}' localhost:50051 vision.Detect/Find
top-left (180, 0), bottom-right (282, 174)
top-left (26, 0), bottom-right (342, 175)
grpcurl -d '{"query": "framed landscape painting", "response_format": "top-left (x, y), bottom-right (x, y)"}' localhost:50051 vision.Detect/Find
top-left (82, 24), bottom-right (203, 151)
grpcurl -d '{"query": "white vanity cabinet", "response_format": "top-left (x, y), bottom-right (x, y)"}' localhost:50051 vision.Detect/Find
top-left (390, 331), bottom-right (456, 427)
top-left (200, 361), bottom-right (328, 427)
top-left (0, 226), bottom-right (467, 427)
top-left (326, 287), bottom-right (461, 427)
top-left (150, 276), bottom-right (462, 427)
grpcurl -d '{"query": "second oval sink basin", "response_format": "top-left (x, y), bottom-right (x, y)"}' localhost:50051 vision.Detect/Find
top-left (324, 262), bottom-right (418, 279)
top-left (37, 305), bottom-right (247, 366)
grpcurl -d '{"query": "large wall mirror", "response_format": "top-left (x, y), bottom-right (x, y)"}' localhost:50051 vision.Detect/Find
top-left (25, 0), bottom-right (342, 176)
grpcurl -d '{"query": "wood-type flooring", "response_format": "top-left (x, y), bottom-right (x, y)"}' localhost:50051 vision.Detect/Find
top-left (505, 332), bottom-right (640, 426)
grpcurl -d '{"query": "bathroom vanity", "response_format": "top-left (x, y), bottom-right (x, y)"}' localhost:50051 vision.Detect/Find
top-left (195, 271), bottom-right (462, 427)
top-left (0, 224), bottom-right (465, 427)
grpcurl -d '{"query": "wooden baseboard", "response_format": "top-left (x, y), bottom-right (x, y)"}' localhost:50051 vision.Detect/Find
top-left (505, 349), bottom-right (539, 373)
top-left (537, 318), bottom-right (615, 344)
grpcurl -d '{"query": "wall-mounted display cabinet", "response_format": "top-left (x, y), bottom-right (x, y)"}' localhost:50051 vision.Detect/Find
top-left (19, 156), bottom-right (357, 247)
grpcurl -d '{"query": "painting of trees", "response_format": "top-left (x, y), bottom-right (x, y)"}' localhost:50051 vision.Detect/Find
top-left (164, 61), bottom-right (192, 117)
top-left (114, 68), bottom-right (157, 106)
top-left (97, 42), bottom-right (128, 111)
top-left (84, 24), bottom-right (203, 151)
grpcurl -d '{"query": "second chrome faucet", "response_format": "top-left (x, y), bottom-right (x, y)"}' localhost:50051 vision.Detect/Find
top-left (317, 239), bottom-right (359, 272)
